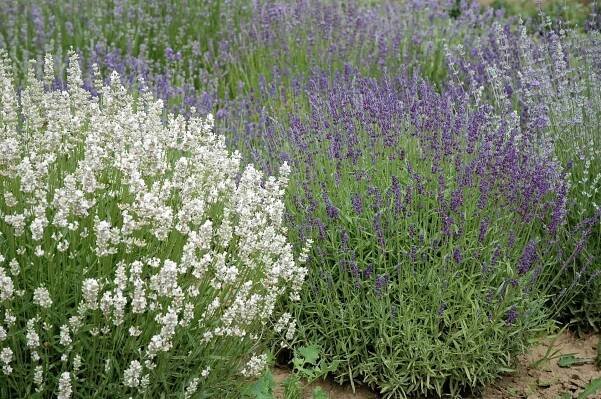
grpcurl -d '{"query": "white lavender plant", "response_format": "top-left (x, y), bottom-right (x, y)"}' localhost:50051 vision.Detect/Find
top-left (0, 50), bottom-right (309, 398)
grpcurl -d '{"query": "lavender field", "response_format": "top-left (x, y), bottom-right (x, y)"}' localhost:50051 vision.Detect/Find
top-left (0, 0), bottom-right (600, 398)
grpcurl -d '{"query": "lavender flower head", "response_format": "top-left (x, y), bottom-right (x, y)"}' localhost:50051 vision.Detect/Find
top-left (517, 240), bottom-right (537, 275)
top-left (505, 305), bottom-right (518, 325)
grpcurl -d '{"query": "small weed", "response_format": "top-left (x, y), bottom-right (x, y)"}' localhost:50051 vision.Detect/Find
top-left (312, 387), bottom-right (329, 399)
top-left (557, 354), bottom-right (593, 368)
top-left (292, 345), bottom-right (339, 383)
top-left (578, 377), bottom-right (601, 399)
top-left (283, 375), bottom-right (302, 399)
top-left (244, 371), bottom-right (276, 399)
top-left (530, 324), bottom-right (570, 369)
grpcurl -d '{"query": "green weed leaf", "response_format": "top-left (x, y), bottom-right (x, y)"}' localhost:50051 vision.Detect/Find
top-left (296, 345), bottom-right (320, 366)
top-left (312, 386), bottom-right (329, 399)
top-left (243, 371), bottom-right (275, 399)
top-left (578, 377), bottom-right (601, 399)
top-left (558, 355), bottom-right (592, 368)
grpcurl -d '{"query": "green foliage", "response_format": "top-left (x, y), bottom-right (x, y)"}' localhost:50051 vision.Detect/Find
top-left (311, 387), bottom-right (329, 399)
top-left (561, 250), bottom-right (601, 332)
top-left (578, 377), bottom-right (601, 399)
top-left (0, 0), bottom-right (252, 91)
top-left (292, 345), bottom-right (339, 383)
top-left (244, 371), bottom-right (276, 399)
top-left (283, 375), bottom-right (302, 399)
top-left (293, 346), bottom-right (320, 372)
top-left (490, 0), bottom-right (592, 28)
top-left (529, 326), bottom-right (568, 369)
top-left (557, 354), bottom-right (593, 368)
top-left (545, 32), bottom-right (601, 332)
top-left (445, 10), bottom-right (601, 332)
top-left (225, 40), bottom-right (571, 394)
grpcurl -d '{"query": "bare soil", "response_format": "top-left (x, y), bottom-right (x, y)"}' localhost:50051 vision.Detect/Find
top-left (272, 331), bottom-right (600, 399)
top-left (483, 331), bottom-right (600, 399)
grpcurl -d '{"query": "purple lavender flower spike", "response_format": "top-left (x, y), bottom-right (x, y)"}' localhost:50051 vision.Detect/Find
top-left (517, 240), bottom-right (537, 275)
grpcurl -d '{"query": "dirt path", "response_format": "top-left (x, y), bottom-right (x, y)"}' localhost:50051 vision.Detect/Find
top-left (272, 331), bottom-right (600, 399)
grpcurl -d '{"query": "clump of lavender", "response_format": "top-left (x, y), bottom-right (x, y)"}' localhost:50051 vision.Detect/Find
top-left (0, 52), bottom-right (310, 398)
top-left (446, 16), bottom-right (601, 329)
top-left (226, 65), bottom-right (567, 397)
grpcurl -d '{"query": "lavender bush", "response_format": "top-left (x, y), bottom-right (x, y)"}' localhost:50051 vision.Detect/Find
top-left (445, 18), bottom-right (601, 330)
top-left (221, 66), bottom-right (572, 397)
top-left (0, 52), bottom-right (309, 398)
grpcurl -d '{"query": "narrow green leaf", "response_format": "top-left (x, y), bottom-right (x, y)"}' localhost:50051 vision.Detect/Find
top-left (558, 355), bottom-right (592, 368)
top-left (578, 378), bottom-right (601, 399)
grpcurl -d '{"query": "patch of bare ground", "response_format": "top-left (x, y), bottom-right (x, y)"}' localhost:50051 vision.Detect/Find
top-left (272, 331), bottom-right (600, 399)
top-left (483, 331), bottom-right (600, 399)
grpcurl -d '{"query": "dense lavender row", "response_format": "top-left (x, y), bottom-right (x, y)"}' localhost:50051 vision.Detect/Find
top-left (0, 0), bottom-right (507, 111)
top-left (1, 0), bottom-right (600, 398)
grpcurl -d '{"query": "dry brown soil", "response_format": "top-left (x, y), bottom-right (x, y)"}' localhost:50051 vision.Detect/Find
top-left (483, 331), bottom-right (600, 399)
